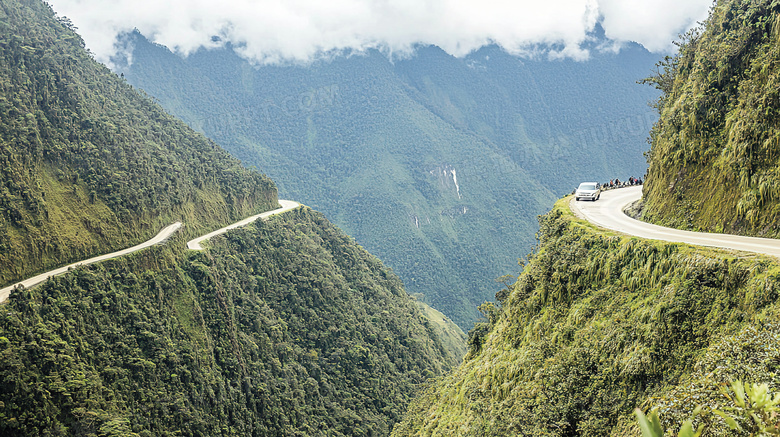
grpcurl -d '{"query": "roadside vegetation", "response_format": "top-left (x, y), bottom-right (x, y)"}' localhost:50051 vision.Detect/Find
top-left (642, 0), bottom-right (780, 237)
top-left (393, 197), bottom-right (780, 436)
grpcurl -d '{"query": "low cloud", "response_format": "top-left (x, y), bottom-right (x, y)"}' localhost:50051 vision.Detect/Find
top-left (48, 0), bottom-right (712, 65)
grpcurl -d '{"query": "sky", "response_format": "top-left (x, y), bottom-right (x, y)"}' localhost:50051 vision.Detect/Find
top-left (47, 0), bottom-right (713, 66)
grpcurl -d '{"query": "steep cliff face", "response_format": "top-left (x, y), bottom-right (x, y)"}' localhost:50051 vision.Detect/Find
top-left (393, 201), bottom-right (780, 436)
top-left (0, 2), bottom-right (459, 436)
top-left (0, 0), bottom-right (276, 287)
top-left (642, 0), bottom-right (780, 235)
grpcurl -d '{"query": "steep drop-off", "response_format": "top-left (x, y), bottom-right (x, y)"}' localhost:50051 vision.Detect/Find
top-left (393, 200), bottom-right (780, 436)
top-left (0, 1), bottom-right (460, 435)
top-left (396, 2), bottom-right (780, 435)
top-left (0, 0), bottom-right (276, 288)
top-left (642, 0), bottom-right (780, 236)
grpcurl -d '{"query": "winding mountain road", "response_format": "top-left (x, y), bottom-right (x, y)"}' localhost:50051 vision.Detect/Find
top-left (570, 186), bottom-right (780, 258)
top-left (0, 200), bottom-right (301, 303)
top-left (0, 222), bottom-right (182, 303)
top-left (186, 199), bottom-right (300, 250)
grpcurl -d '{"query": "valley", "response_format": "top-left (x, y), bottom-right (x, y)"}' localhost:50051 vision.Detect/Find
top-left (396, 1), bottom-right (780, 435)
top-left (121, 37), bottom-right (660, 328)
top-left (0, 1), bottom-right (458, 434)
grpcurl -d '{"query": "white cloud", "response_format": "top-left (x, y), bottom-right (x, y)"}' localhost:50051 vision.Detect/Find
top-left (47, 0), bottom-right (712, 66)
top-left (598, 0), bottom-right (711, 52)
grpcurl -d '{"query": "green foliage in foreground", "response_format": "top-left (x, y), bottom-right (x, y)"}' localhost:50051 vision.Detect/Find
top-left (637, 378), bottom-right (780, 437)
top-left (628, 322), bottom-right (780, 437)
top-left (635, 407), bottom-right (704, 437)
top-left (0, 0), bottom-right (276, 287)
top-left (393, 198), bottom-right (780, 436)
top-left (0, 208), bottom-right (457, 436)
top-left (643, 0), bottom-right (780, 236)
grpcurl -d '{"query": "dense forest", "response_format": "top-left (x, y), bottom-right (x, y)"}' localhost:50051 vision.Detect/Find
top-left (121, 34), bottom-right (660, 328)
top-left (642, 0), bottom-right (780, 237)
top-left (0, 0), bottom-right (276, 288)
top-left (393, 198), bottom-right (780, 436)
top-left (0, 207), bottom-right (457, 436)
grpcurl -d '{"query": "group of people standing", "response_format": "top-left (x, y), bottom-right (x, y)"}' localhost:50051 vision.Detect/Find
top-left (602, 176), bottom-right (642, 189)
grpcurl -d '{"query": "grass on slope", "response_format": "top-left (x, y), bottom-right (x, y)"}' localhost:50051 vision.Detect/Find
top-left (415, 301), bottom-right (468, 362)
top-left (393, 197), bottom-right (780, 436)
top-left (642, 0), bottom-right (780, 237)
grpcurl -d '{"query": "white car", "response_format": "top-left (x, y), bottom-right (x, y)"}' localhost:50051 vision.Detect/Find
top-left (575, 182), bottom-right (600, 201)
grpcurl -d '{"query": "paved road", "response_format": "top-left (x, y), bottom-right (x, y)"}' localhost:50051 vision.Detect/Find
top-left (0, 221), bottom-right (182, 303)
top-left (570, 186), bottom-right (780, 258)
top-left (0, 199), bottom-right (301, 303)
top-left (186, 200), bottom-right (301, 250)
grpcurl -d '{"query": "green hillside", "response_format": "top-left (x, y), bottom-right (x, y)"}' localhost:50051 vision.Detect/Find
top-left (414, 300), bottom-right (468, 361)
top-left (0, 0), bottom-right (276, 288)
top-left (393, 199), bottom-right (780, 436)
top-left (121, 37), bottom-right (659, 328)
top-left (0, 208), bottom-right (456, 436)
top-left (396, 2), bottom-right (780, 435)
top-left (642, 0), bottom-right (780, 236)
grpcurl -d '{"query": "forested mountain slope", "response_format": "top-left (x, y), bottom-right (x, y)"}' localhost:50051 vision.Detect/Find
top-left (0, 1), bottom-right (458, 435)
top-left (393, 200), bottom-right (780, 436)
top-left (0, 0), bottom-right (276, 288)
top-left (121, 36), bottom-right (659, 328)
top-left (642, 0), bottom-right (780, 235)
top-left (0, 208), bottom-right (456, 436)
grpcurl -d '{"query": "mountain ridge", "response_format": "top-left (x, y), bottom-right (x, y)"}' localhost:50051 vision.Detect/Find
top-left (395, 1), bottom-right (780, 434)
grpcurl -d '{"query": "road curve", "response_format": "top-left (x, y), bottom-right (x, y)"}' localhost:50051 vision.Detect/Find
top-left (570, 186), bottom-right (780, 258)
top-left (0, 221), bottom-right (183, 303)
top-left (0, 199), bottom-right (301, 303)
top-left (186, 199), bottom-right (301, 250)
